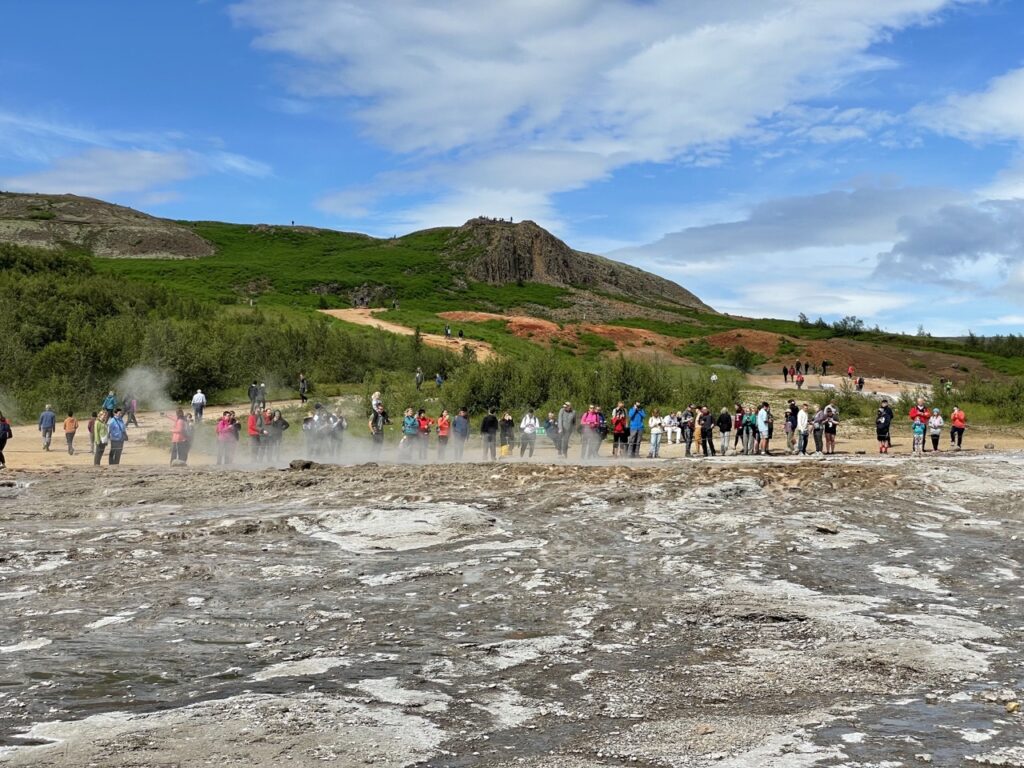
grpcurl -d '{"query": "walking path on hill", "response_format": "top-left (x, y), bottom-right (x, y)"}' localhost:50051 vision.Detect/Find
top-left (747, 373), bottom-right (932, 402)
top-left (320, 308), bottom-right (496, 361)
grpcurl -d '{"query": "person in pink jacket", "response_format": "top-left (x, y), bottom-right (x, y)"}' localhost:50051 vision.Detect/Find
top-left (216, 411), bottom-right (237, 465)
top-left (167, 408), bottom-right (188, 464)
top-left (580, 404), bottom-right (602, 459)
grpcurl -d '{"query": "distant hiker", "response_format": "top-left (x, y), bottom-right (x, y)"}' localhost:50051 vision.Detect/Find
top-left (710, 372), bottom-right (718, 384)
top-left (458, 329), bottom-right (464, 339)
top-left (191, 389), bottom-right (207, 421)
top-left (298, 374), bottom-right (309, 404)
top-left (248, 381), bottom-right (259, 413)
top-left (415, 367), bottom-right (424, 390)
top-left (102, 391), bottom-right (116, 418)
top-left (452, 408), bottom-right (470, 460)
top-left (107, 409), bottom-right (128, 465)
top-left (856, 376), bottom-right (865, 392)
top-left (258, 383), bottom-right (267, 410)
top-left (444, 324), bottom-right (451, 339)
top-left (782, 366), bottom-right (789, 383)
top-left (0, 412), bottom-right (12, 469)
top-left (847, 364), bottom-right (855, 380)
top-left (480, 408), bottom-right (499, 461)
top-left (795, 373), bottom-right (804, 389)
top-left (92, 411), bottom-right (109, 466)
top-left (38, 404), bottom-right (56, 451)
top-left (788, 365), bottom-right (796, 381)
top-left (435, 372), bottom-right (444, 388)
top-left (950, 406), bottom-right (966, 450)
top-left (557, 402), bottom-right (577, 458)
top-left (820, 360), bottom-right (829, 376)
top-left (627, 402), bottom-right (645, 458)
top-left (519, 408), bottom-right (539, 458)
top-left (63, 411), bottom-right (78, 456)
top-left (795, 360), bottom-right (802, 375)
top-left (169, 408), bottom-right (188, 464)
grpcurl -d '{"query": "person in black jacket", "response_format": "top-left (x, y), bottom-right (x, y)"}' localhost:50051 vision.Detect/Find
top-left (875, 406), bottom-right (892, 454)
top-left (480, 409), bottom-right (499, 461)
top-left (699, 407), bottom-right (717, 456)
top-left (715, 407), bottom-right (732, 455)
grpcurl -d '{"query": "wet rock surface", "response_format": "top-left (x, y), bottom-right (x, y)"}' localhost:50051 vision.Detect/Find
top-left (1, 456), bottom-right (1022, 766)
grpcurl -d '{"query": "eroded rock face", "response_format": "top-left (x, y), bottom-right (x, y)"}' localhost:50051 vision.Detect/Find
top-left (1, 457), bottom-right (1022, 766)
top-left (0, 193), bottom-right (215, 259)
top-left (446, 217), bottom-right (711, 310)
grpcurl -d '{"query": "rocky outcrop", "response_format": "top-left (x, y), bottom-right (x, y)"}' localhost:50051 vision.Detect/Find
top-left (444, 217), bottom-right (711, 311)
top-left (0, 192), bottom-right (214, 258)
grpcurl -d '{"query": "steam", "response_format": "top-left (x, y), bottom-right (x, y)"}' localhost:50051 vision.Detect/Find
top-left (113, 366), bottom-right (176, 413)
top-left (0, 386), bottom-right (18, 422)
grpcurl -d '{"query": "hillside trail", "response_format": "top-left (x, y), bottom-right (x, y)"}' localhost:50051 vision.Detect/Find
top-left (320, 308), bottom-right (496, 361)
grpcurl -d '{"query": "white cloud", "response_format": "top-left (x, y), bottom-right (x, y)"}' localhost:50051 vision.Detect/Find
top-left (231, 0), bottom-right (963, 224)
top-left (609, 184), bottom-right (961, 262)
top-left (919, 65), bottom-right (1024, 143)
top-left (1, 148), bottom-right (195, 197)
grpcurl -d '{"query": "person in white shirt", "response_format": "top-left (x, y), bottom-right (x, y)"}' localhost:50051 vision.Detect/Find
top-left (191, 389), bottom-right (208, 422)
top-left (796, 403), bottom-right (810, 455)
top-left (647, 410), bottom-right (664, 458)
top-left (519, 409), bottom-right (539, 457)
top-left (663, 412), bottom-right (680, 444)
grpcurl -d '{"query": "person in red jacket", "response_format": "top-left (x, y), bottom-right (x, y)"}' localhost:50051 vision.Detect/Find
top-left (908, 396), bottom-right (931, 451)
top-left (247, 410), bottom-right (263, 462)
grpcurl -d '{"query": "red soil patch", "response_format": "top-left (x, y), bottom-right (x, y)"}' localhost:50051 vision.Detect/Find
top-left (704, 329), bottom-right (784, 357)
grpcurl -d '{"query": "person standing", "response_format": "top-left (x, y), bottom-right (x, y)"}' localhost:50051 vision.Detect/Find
top-left (680, 406), bottom-right (695, 457)
top-left (611, 402), bottom-right (629, 457)
top-left (875, 406), bottom-right (892, 454)
top-left (796, 403), bottom-right (810, 455)
top-left (369, 403), bottom-right (389, 456)
top-left (716, 407), bottom-right (732, 455)
top-left (647, 409), bottom-right (664, 458)
top-left (191, 389), bottom-right (207, 422)
top-left (92, 411), bottom-right (109, 465)
top-left (102, 391), bottom-right (117, 418)
top-left (107, 409), bottom-right (128, 465)
top-left (480, 408), bottom-right (499, 461)
top-left (414, 367), bottom-right (424, 390)
top-left (822, 406), bottom-right (838, 455)
top-left (950, 405), bottom-right (966, 450)
top-left (435, 372), bottom-right (444, 389)
top-left (298, 374), bottom-right (309, 404)
top-left (0, 412), bottom-right (12, 469)
top-left (756, 402), bottom-right (770, 455)
top-left (795, 359), bottom-right (802, 375)
top-left (782, 365), bottom-right (789, 383)
top-left (733, 404), bottom-right (745, 452)
top-left (63, 412), bottom-right (78, 455)
top-left (266, 410), bottom-right (290, 462)
top-left (580, 405), bottom-right (601, 459)
top-left (248, 409), bottom-right (264, 461)
top-left (519, 408), bottom-right (539, 458)
top-left (452, 408), bottom-right (470, 460)
top-left (38, 404), bottom-right (57, 451)
top-left (216, 411), bottom-right (234, 465)
top-left (928, 408), bottom-right (944, 452)
top-left (880, 399), bottom-right (895, 449)
top-left (416, 409), bottom-right (434, 460)
top-left (168, 409), bottom-right (188, 463)
top-left (436, 409), bottom-right (451, 460)
top-left (811, 406), bottom-right (826, 454)
top-left (847, 364), bottom-right (855, 380)
top-left (257, 383), bottom-right (268, 410)
top-left (820, 360), bottom-right (829, 376)
top-left (499, 411), bottom-right (515, 457)
top-left (742, 407), bottom-right (757, 455)
top-left (124, 394), bottom-right (139, 427)
top-left (700, 407), bottom-right (717, 457)
top-left (557, 402), bottom-right (577, 458)
top-left (626, 402), bottom-right (646, 458)
top-left (909, 397), bottom-right (930, 451)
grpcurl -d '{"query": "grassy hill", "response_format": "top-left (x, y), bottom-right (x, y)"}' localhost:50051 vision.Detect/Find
top-left (2, 193), bottom-right (1023, 423)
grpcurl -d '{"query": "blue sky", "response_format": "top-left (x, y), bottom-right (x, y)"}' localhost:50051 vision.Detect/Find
top-left (3, 1), bottom-right (1024, 335)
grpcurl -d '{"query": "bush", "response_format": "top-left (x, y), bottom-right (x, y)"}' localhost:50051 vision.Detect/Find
top-left (812, 380), bottom-right (873, 418)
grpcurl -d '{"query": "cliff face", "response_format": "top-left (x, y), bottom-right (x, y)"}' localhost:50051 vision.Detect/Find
top-left (444, 217), bottom-right (712, 311)
top-left (0, 193), bottom-right (214, 258)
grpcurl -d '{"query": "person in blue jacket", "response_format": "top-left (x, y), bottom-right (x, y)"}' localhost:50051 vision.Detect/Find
top-left (38, 404), bottom-right (57, 451)
top-left (627, 401), bottom-right (646, 458)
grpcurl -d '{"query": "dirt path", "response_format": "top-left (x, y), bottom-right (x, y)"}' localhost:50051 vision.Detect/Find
top-left (747, 372), bottom-right (931, 400)
top-left (320, 308), bottom-right (496, 361)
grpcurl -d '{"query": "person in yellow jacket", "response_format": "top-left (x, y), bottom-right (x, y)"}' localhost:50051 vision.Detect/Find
top-left (92, 411), bottom-right (109, 466)
top-left (63, 412), bottom-right (79, 456)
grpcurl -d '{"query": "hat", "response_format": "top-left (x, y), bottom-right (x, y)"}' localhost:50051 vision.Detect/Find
top-left (932, 408), bottom-right (940, 414)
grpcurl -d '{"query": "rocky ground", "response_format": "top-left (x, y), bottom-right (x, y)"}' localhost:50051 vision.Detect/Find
top-left (1, 455), bottom-right (1022, 767)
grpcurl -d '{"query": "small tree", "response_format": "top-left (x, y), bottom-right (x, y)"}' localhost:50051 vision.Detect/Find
top-left (726, 345), bottom-right (755, 372)
top-left (797, 312), bottom-right (810, 327)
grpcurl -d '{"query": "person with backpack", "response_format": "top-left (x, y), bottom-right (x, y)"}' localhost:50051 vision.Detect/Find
top-left (0, 412), bottom-right (12, 469)
top-left (610, 402), bottom-right (629, 457)
top-left (627, 402), bottom-right (645, 458)
top-left (38, 404), bottom-right (57, 451)
top-left (519, 408), bottom-right (539, 458)
top-left (102, 391), bottom-right (116, 418)
top-left (107, 409), bottom-right (128, 465)
top-left (368, 402), bottom-right (390, 456)
top-left (63, 411), bottom-right (78, 455)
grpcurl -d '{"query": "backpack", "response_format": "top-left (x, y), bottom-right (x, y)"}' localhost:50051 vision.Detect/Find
top-left (0, 421), bottom-right (11, 440)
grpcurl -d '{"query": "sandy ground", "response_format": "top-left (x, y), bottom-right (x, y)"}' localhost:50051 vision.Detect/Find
top-left (320, 308), bottom-right (497, 361)
top-left (748, 371), bottom-right (931, 400)
top-left (1, 455), bottom-right (1022, 766)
